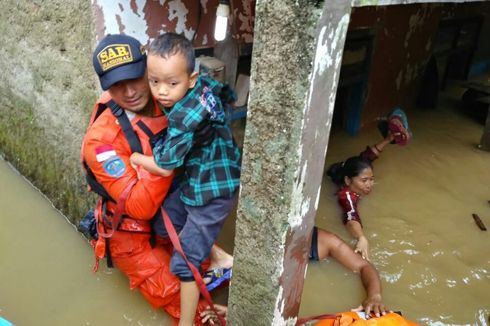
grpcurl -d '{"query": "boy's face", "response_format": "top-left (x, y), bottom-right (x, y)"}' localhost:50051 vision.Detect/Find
top-left (147, 52), bottom-right (198, 108)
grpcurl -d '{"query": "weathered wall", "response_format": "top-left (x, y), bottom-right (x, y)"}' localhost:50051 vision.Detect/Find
top-left (440, 2), bottom-right (490, 76)
top-left (92, 0), bottom-right (255, 47)
top-left (348, 2), bottom-right (490, 128)
top-left (0, 1), bottom-right (98, 224)
top-left (349, 4), bottom-right (442, 126)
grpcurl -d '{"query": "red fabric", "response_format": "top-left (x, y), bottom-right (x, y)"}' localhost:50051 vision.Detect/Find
top-left (388, 116), bottom-right (411, 146)
top-left (337, 187), bottom-right (362, 226)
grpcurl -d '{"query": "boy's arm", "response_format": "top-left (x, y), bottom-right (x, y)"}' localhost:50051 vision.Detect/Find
top-left (130, 152), bottom-right (173, 176)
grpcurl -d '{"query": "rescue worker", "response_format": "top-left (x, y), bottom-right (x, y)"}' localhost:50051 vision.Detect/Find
top-left (81, 34), bottom-right (218, 324)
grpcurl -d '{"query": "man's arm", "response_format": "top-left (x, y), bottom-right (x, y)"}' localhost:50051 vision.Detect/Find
top-left (316, 228), bottom-right (386, 318)
top-left (83, 131), bottom-right (172, 219)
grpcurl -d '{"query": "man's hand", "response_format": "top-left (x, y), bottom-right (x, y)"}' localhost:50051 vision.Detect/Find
top-left (352, 293), bottom-right (388, 319)
top-left (200, 304), bottom-right (227, 325)
top-left (354, 236), bottom-right (370, 261)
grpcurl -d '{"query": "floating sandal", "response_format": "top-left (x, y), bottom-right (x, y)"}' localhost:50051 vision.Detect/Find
top-left (377, 108), bottom-right (412, 146)
top-left (203, 267), bottom-right (232, 292)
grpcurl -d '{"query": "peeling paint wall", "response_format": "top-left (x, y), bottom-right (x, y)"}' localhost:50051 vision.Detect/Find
top-left (92, 0), bottom-right (255, 47)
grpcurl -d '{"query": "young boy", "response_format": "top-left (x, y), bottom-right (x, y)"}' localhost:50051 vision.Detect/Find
top-left (130, 33), bottom-right (241, 325)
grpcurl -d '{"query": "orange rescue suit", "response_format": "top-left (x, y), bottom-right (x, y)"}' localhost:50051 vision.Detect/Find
top-left (81, 92), bottom-right (207, 323)
top-left (313, 311), bottom-right (419, 326)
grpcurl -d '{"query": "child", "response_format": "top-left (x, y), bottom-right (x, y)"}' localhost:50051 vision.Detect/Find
top-left (130, 32), bottom-right (241, 325)
top-left (326, 109), bottom-right (411, 261)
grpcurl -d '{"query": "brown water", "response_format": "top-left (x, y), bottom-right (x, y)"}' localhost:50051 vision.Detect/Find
top-left (0, 158), bottom-right (172, 325)
top-left (300, 90), bottom-right (490, 325)
top-left (1, 88), bottom-right (489, 325)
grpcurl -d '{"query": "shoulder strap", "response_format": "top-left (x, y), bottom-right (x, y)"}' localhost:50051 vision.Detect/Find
top-left (107, 100), bottom-right (143, 154)
top-left (82, 100), bottom-right (143, 201)
top-left (160, 207), bottom-right (227, 326)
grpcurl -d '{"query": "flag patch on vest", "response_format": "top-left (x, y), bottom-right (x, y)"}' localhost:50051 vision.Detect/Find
top-left (96, 144), bottom-right (117, 162)
top-left (102, 156), bottom-right (126, 178)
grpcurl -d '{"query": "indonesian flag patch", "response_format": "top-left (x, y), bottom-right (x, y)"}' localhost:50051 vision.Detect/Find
top-left (95, 144), bottom-right (117, 162)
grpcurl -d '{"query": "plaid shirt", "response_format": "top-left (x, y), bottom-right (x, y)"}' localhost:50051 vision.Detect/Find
top-left (154, 75), bottom-right (241, 206)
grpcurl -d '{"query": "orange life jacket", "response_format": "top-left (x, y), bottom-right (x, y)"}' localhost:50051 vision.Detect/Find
top-left (311, 311), bottom-right (419, 326)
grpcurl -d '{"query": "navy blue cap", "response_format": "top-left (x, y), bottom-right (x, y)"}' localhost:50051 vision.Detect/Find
top-left (93, 34), bottom-right (147, 90)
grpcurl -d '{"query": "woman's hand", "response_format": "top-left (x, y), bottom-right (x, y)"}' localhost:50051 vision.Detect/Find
top-left (200, 304), bottom-right (228, 325)
top-left (354, 236), bottom-right (370, 261)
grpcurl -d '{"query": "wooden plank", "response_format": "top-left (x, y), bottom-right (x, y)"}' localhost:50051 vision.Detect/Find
top-left (472, 213), bottom-right (487, 231)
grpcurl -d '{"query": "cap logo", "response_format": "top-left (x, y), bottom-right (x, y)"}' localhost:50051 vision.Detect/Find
top-left (97, 44), bottom-right (133, 71)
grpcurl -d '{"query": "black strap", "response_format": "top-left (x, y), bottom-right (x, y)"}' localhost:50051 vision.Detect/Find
top-left (93, 103), bottom-right (108, 122)
top-left (83, 161), bottom-right (115, 202)
top-left (107, 100), bottom-right (143, 154)
top-left (105, 238), bottom-right (113, 268)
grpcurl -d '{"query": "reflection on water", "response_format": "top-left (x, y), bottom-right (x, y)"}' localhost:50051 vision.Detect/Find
top-left (300, 92), bottom-right (490, 325)
top-left (0, 158), bottom-right (172, 325)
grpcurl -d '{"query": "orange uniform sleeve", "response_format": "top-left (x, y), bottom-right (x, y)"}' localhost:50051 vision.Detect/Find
top-left (83, 113), bottom-right (172, 220)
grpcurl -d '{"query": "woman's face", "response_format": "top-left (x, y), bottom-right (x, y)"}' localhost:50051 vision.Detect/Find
top-left (345, 167), bottom-right (374, 196)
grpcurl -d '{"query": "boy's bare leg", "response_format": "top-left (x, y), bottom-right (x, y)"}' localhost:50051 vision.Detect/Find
top-left (179, 281), bottom-right (200, 326)
top-left (208, 244), bottom-right (233, 270)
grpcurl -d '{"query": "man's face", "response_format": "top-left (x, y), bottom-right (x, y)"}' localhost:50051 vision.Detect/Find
top-left (147, 52), bottom-right (198, 108)
top-left (108, 72), bottom-right (151, 113)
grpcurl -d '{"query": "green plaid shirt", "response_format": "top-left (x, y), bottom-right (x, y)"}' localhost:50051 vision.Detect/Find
top-left (154, 75), bottom-right (241, 206)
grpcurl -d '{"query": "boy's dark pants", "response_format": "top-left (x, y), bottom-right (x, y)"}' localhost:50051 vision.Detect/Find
top-left (153, 185), bottom-right (237, 280)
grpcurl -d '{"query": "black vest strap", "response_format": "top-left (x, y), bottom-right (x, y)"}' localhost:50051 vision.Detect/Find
top-left (107, 100), bottom-right (143, 154)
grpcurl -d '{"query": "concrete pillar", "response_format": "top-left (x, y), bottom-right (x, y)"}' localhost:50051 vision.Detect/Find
top-left (227, 1), bottom-right (352, 325)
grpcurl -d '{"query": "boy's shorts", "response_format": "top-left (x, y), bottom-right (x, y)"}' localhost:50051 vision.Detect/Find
top-left (153, 186), bottom-right (238, 281)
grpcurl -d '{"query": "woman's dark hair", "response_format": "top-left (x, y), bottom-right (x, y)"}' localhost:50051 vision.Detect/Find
top-left (326, 156), bottom-right (372, 187)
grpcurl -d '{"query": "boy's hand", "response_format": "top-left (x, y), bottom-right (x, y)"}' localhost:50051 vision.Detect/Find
top-left (129, 152), bottom-right (142, 170)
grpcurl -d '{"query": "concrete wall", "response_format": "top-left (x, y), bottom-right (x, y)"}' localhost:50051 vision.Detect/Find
top-left (0, 1), bottom-right (97, 223)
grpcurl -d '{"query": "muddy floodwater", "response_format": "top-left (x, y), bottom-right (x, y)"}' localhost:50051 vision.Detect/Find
top-left (0, 158), bottom-right (172, 325)
top-left (300, 90), bottom-right (490, 325)
top-left (1, 86), bottom-right (489, 325)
